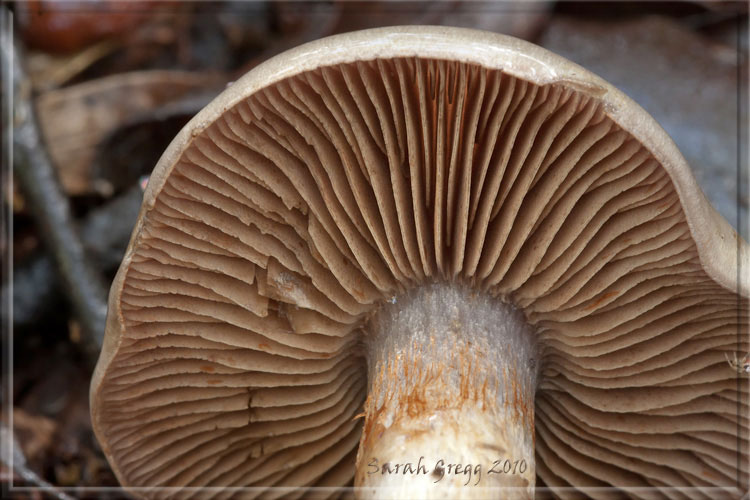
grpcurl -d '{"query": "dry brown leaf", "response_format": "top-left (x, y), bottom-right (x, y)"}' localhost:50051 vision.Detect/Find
top-left (35, 70), bottom-right (225, 196)
top-left (11, 408), bottom-right (57, 463)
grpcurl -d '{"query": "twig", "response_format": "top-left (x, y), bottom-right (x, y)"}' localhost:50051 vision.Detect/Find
top-left (7, 185), bottom-right (143, 330)
top-left (1, 422), bottom-right (77, 500)
top-left (4, 36), bottom-right (107, 366)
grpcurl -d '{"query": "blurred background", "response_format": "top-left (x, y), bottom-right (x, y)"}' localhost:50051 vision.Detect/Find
top-left (2, 1), bottom-right (748, 498)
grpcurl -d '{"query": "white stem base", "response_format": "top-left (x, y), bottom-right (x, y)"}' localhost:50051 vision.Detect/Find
top-left (355, 284), bottom-right (537, 499)
top-left (357, 407), bottom-right (533, 499)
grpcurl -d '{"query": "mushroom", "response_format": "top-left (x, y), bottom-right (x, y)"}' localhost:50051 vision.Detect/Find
top-left (90, 26), bottom-right (749, 499)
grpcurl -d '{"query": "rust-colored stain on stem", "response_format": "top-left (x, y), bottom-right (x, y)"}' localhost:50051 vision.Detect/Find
top-left (358, 328), bottom-right (534, 470)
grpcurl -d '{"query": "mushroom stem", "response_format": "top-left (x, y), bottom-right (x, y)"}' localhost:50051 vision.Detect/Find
top-left (355, 284), bottom-right (538, 499)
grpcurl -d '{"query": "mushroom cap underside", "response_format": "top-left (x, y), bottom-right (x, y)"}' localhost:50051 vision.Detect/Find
top-left (90, 26), bottom-right (749, 498)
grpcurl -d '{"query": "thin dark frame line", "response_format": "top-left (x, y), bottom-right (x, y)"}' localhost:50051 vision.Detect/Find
top-left (735, 11), bottom-right (747, 492)
top-left (5, 2), bottom-right (750, 495)
top-left (10, 7), bottom-right (552, 13)
top-left (1, 6), bottom-right (15, 497)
